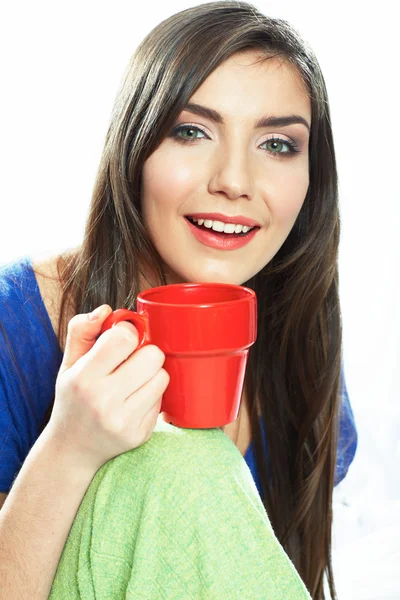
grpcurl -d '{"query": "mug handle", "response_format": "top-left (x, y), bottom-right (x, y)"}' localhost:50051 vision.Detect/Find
top-left (99, 308), bottom-right (150, 350)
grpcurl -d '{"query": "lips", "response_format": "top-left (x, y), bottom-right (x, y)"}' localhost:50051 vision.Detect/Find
top-left (185, 216), bottom-right (260, 250)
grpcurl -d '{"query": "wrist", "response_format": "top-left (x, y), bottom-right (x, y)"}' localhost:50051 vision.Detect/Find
top-left (38, 424), bottom-right (101, 481)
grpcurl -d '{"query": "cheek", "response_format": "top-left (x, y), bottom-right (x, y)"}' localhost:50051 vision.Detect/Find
top-left (142, 150), bottom-right (198, 205)
top-left (269, 167), bottom-right (309, 223)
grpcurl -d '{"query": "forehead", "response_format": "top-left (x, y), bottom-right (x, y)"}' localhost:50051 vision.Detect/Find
top-left (188, 51), bottom-right (311, 124)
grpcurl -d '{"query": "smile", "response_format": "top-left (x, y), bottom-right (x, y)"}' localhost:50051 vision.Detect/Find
top-left (185, 216), bottom-right (260, 250)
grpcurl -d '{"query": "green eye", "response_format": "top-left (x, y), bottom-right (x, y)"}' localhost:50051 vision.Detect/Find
top-left (266, 140), bottom-right (287, 152)
top-left (262, 137), bottom-right (299, 155)
top-left (171, 125), bottom-right (206, 141)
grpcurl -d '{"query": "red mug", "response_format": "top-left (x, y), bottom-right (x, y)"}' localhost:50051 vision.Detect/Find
top-left (100, 282), bottom-right (257, 428)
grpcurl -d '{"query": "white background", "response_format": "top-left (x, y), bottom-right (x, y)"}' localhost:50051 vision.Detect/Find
top-left (0, 2), bottom-right (398, 598)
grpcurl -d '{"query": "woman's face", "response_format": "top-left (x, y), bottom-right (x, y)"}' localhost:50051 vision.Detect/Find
top-left (140, 50), bottom-right (311, 286)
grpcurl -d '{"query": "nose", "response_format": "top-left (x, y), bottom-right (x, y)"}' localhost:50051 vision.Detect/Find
top-left (208, 145), bottom-right (254, 201)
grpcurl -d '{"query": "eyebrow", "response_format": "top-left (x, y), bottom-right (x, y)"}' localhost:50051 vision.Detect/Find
top-left (183, 102), bottom-right (310, 132)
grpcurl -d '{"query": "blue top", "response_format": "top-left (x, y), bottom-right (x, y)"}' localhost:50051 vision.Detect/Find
top-left (0, 256), bottom-right (358, 496)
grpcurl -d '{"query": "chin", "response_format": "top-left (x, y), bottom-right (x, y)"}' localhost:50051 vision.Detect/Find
top-left (171, 268), bottom-right (248, 287)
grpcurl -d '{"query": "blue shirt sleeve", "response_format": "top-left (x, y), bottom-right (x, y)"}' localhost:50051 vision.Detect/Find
top-left (334, 366), bottom-right (358, 486)
top-left (0, 257), bottom-right (63, 493)
top-left (0, 355), bottom-right (24, 493)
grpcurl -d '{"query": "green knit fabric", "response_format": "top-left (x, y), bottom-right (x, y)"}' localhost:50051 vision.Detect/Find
top-left (49, 418), bottom-right (312, 599)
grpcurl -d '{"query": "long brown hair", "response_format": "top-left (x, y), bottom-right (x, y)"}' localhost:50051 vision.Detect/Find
top-left (37, 2), bottom-right (341, 597)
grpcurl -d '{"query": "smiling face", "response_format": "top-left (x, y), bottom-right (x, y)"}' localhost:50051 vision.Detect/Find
top-left (140, 50), bottom-right (311, 287)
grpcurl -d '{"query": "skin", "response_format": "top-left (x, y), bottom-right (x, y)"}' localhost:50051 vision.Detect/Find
top-left (140, 50), bottom-right (312, 288)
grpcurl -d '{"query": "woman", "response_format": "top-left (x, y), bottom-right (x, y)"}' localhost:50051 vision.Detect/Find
top-left (0, 2), bottom-right (357, 598)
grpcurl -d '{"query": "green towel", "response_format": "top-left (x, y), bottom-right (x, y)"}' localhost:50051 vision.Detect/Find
top-left (49, 417), bottom-right (312, 599)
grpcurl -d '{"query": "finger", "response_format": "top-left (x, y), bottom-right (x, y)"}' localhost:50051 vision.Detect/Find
top-left (121, 368), bottom-right (169, 424)
top-left (59, 305), bottom-right (113, 375)
top-left (73, 320), bottom-right (140, 379)
top-left (103, 343), bottom-right (165, 401)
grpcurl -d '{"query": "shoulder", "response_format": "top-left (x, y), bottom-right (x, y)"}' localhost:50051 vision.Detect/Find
top-left (0, 255), bottom-right (29, 296)
top-left (31, 252), bottom-right (79, 352)
top-left (31, 253), bottom-right (63, 332)
top-left (0, 252), bottom-right (58, 297)
top-left (0, 255), bottom-right (34, 327)
top-left (31, 252), bottom-right (74, 350)
top-left (30, 250), bottom-right (62, 293)
top-left (0, 252), bottom-right (66, 349)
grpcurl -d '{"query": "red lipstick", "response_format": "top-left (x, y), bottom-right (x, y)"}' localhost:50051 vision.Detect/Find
top-left (185, 216), bottom-right (260, 251)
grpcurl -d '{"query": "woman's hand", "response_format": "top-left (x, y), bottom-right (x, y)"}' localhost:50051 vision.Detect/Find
top-left (46, 305), bottom-right (170, 472)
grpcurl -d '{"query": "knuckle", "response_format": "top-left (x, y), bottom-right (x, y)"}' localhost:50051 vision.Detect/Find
top-left (68, 374), bottom-right (93, 399)
top-left (97, 327), bottom-right (114, 344)
top-left (159, 368), bottom-right (170, 386)
top-left (147, 345), bottom-right (165, 364)
top-left (68, 313), bottom-right (84, 330)
top-left (113, 326), bottom-right (137, 345)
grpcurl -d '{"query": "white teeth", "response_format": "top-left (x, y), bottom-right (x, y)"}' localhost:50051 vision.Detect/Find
top-left (211, 220), bottom-right (225, 232)
top-left (191, 217), bottom-right (254, 234)
top-left (223, 223), bottom-right (236, 234)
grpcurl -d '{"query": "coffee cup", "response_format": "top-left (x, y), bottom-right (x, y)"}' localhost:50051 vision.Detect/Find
top-left (100, 282), bottom-right (257, 428)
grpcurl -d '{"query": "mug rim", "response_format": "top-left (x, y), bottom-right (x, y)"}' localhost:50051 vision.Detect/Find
top-left (137, 281), bottom-right (256, 308)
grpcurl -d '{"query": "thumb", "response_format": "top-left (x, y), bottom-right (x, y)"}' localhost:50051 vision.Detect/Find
top-left (59, 304), bottom-right (113, 375)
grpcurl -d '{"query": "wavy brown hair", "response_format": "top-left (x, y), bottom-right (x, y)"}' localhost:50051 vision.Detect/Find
top-left (37, 2), bottom-right (341, 598)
